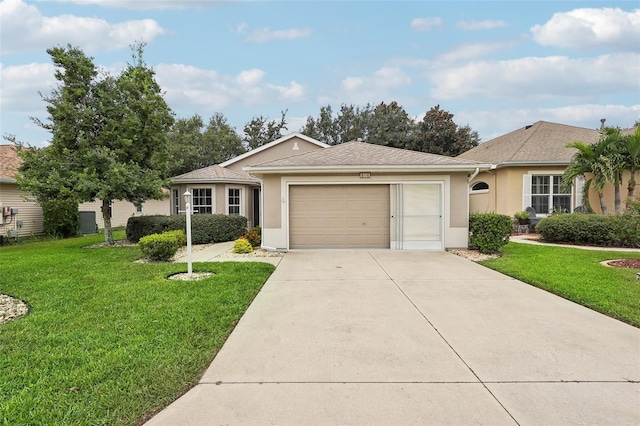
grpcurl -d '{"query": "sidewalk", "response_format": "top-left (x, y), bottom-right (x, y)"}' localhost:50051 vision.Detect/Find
top-left (510, 234), bottom-right (640, 252)
top-left (172, 241), bottom-right (283, 266)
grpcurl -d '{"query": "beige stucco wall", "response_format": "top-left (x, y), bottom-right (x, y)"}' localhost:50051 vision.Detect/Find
top-left (588, 170), bottom-right (638, 214)
top-left (225, 137), bottom-right (323, 172)
top-left (257, 171), bottom-right (470, 250)
top-left (470, 167), bottom-right (639, 216)
top-left (0, 182), bottom-right (44, 237)
top-left (170, 183), bottom-right (258, 226)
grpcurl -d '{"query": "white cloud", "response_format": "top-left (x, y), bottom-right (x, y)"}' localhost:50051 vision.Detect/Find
top-left (1, 0), bottom-right (165, 54)
top-left (316, 67), bottom-right (412, 105)
top-left (456, 20), bottom-right (508, 30)
top-left (410, 17), bottom-right (442, 32)
top-left (430, 53), bottom-right (640, 103)
top-left (154, 64), bottom-right (306, 111)
top-left (436, 41), bottom-right (517, 63)
top-left (0, 62), bottom-right (55, 112)
top-left (531, 7), bottom-right (640, 51)
top-left (244, 27), bottom-right (312, 43)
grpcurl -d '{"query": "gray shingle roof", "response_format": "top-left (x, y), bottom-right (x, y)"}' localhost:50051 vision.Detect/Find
top-left (250, 141), bottom-right (482, 168)
top-left (457, 121), bottom-right (602, 164)
top-left (171, 164), bottom-right (259, 183)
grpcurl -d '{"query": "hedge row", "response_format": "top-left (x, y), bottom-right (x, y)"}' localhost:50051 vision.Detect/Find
top-left (536, 213), bottom-right (640, 247)
top-left (126, 214), bottom-right (248, 244)
top-left (469, 213), bottom-right (513, 254)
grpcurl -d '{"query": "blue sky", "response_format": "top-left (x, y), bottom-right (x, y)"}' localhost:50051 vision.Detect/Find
top-left (1, 0), bottom-right (639, 148)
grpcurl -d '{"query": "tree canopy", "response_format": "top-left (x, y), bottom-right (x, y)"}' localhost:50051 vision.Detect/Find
top-left (243, 110), bottom-right (288, 150)
top-left (167, 113), bottom-right (245, 177)
top-left (300, 103), bottom-right (479, 156)
top-left (15, 43), bottom-right (174, 244)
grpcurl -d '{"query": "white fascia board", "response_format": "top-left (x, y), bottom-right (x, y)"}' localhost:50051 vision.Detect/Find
top-left (0, 178), bottom-right (17, 183)
top-left (219, 133), bottom-right (329, 168)
top-left (171, 178), bottom-right (260, 185)
top-left (244, 164), bottom-right (492, 174)
top-left (493, 161), bottom-right (570, 168)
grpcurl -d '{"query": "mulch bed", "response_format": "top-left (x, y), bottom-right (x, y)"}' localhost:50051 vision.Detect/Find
top-left (606, 259), bottom-right (640, 269)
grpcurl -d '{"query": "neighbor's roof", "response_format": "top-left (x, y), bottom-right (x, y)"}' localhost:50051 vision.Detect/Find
top-left (245, 141), bottom-right (486, 173)
top-left (457, 121), bottom-right (602, 165)
top-left (0, 145), bottom-right (20, 182)
top-left (171, 164), bottom-right (260, 184)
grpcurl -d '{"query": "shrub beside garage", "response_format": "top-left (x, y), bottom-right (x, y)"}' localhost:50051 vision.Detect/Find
top-left (468, 213), bottom-right (513, 254)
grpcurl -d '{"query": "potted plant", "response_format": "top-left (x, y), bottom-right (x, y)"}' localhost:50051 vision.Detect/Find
top-left (514, 211), bottom-right (529, 225)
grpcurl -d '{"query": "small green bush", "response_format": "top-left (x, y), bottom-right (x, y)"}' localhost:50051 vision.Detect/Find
top-left (138, 232), bottom-right (181, 261)
top-left (513, 211), bottom-right (529, 224)
top-left (42, 197), bottom-right (79, 238)
top-left (163, 229), bottom-right (187, 247)
top-left (233, 238), bottom-right (253, 254)
top-left (242, 226), bottom-right (261, 247)
top-left (469, 213), bottom-right (513, 254)
top-left (537, 213), bottom-right (639, 247)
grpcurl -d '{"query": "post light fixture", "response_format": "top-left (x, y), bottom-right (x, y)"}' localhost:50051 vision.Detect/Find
top-left (183, 191), bottom-right (193, 277)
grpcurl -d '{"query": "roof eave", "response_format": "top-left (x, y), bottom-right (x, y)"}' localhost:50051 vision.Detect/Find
top-left (245, 164), bottom-right (491, 174)
top-left (0, 177), bottom-right (17, 184)
top-left (492, 161), bottom-right (571, 168)
top-left (170, 178), bottom-right (260, 185)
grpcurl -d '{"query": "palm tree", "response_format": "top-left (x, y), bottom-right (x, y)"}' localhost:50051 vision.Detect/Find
top-left (622, 127), bottom-right (640, 199)
top-left (600, 128), bottom-right (625, 214)
top-left (563, 138), bottom-right (612, 214)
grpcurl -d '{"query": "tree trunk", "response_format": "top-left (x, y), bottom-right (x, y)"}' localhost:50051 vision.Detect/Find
top-left (101, 199), bottom-right (114, 245)
top-left (614, 184), bottom-right (622, 214)
top-left (628, 173), bottom-right (637, 199)
top-left (598, 192), bottom-right (608, 215)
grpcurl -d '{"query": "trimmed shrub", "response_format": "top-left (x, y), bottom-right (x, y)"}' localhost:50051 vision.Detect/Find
top-left (233, 238), bottom-right (253, 254)
top-left (42, 197), bottom-right (79, 238)
top-left (469, 213), bottom-right (513, 254)
top-left (126, 215), bottom-right (180, 243)
top-left (126, 214), bottom-right (247, 244)
top-left (242, 226), bottom-right (261, 247)
top-left (537, 213), bottom-right (639, 247)
top-left (138, 231), bottom-right (182, 261)
top-left (163, 229), bottom-right (187, 247)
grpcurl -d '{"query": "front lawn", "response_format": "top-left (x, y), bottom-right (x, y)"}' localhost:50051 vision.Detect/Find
top-left (0, 232), bottom-right (274, 425)
top-left (480, 242), bottom-right (640, 327)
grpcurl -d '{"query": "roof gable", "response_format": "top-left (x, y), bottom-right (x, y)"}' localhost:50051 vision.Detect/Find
top-left (457, 121), bottom-right (601, 164)
top-left (219, 132), bottom-right (329, 168)
top-left (247, 141), bottom-right (482, 170)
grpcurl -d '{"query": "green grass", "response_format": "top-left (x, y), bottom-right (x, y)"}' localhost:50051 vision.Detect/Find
top-left (0, 231), bottom-right (274, 425)
top-left (480, 242), bottom-right (640, 327)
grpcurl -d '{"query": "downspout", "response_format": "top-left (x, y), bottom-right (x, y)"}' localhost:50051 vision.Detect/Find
top-left (468, 167), bottom-right (480, 183)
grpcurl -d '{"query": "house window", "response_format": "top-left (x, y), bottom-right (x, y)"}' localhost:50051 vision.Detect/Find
top-left (135, 203), bottom-right (143, 213)
top-left (228, 188), bottom-right (241, 215)
top-left (192, 188), bottom-right (213, 214)
top-left (173, 190), bottom-right (179, 215)
top-left (531, 175), bottom-right (570, 214)
top-left (471, 181), bottom-right (489, 193)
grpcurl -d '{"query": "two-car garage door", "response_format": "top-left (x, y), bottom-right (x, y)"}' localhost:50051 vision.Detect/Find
top-left (289, 185), bottom-right (390, 249)
top-left (288, 183), bottom-right (443, 250)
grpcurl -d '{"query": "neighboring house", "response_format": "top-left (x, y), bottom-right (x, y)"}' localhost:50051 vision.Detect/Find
top-left (457, 121), bottom-right (639, 217)
top-left (0, 144), bottom-right (170, 237)
top-left (244, 140), bottom-right (487, 250)
top-left (0, 145), bottom-right (43, 237)
top-left (169, 133), bottom-right (329, 228)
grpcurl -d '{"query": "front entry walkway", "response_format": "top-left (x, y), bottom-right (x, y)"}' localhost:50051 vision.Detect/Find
top-left (147, 251), bottom-right (640, 425)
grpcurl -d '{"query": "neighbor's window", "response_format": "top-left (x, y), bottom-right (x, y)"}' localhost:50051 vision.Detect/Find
top-left (135, 203), bottom-right (143, 213)
top-left (228, 188), bottom-right (241, 215)
top-left (471, 181), bottom-right (489, 192)
top-left (531, 175), bottom-right (570, 214)
top-left (192, 188), bottom-right (213, 214)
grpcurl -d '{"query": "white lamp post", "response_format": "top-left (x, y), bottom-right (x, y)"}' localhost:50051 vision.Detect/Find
top-left (183, 190), bottom-right (193, 278)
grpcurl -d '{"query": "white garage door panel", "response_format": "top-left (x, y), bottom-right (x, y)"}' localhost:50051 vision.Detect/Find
top-left (289, 185), bottom-right (390, 249)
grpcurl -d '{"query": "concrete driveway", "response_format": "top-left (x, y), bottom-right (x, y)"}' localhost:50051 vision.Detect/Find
top-left (147, 251), bottom-right (640, 425)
